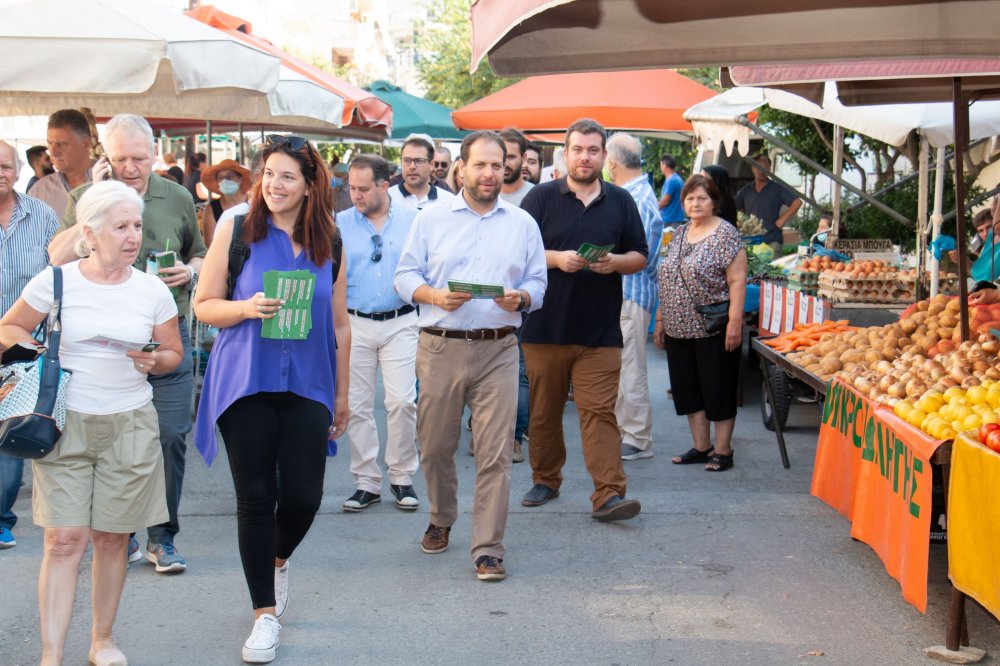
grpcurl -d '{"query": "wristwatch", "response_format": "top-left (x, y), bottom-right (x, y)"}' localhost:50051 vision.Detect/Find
top-left (516, 291), bottom-right (528, 312)
top-left (187, 265), bottom-right (197, 283)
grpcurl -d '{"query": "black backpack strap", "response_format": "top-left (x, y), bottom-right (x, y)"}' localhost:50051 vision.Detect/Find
top-left (331, 228), bottom-right (343, 285)
top-left (226, 214), bottom-right (250, 300)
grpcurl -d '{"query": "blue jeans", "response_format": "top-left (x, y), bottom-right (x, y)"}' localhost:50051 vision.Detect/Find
top-left (145, 319), bottom-right (194, 546)
top-left (515, 336), bottom-right (529, 443)
top-left (0, 452), bottom-right (24, 530)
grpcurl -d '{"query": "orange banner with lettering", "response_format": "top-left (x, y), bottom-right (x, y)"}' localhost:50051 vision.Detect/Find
top-left (812, 378), bottom-right (945, 612)
top-left (948, 432), bottom-right (1000, 621)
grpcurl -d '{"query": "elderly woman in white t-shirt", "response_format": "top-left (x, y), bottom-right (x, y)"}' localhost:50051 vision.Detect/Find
top-left (0, 180), bottom-right (182, 666)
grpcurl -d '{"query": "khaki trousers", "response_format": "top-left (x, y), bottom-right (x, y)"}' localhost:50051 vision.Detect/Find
top-left (615, 300), bottom-right (653, 450)
top-left (523, 344), bottom-right (627, 510)
top-left (416, 331), bottom-right (519, 561)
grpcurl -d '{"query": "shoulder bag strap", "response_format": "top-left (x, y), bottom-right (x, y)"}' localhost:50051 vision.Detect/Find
top-left (46, 267), bottom-right (63, 362)
top-left (227, 214), bottom-right (250, 300)
top-left (675, 226), bottom-right (702, 307)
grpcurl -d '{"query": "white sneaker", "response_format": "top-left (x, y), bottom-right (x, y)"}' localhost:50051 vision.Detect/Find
top-left (275, 563), bottom-right (289, 619)
top-left (242, 614), bottom-right (280, 664)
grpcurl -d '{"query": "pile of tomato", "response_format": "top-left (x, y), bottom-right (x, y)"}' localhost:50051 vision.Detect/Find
top-left (977, 423), bottom-right (1000, 452)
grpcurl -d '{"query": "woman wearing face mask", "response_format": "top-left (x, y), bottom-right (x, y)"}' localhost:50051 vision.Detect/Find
top-left (199, 159), bottom-right (252, 248)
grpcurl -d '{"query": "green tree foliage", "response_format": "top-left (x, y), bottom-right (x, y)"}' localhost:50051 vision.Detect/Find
top-left (416, 0), bottom-right (518, 109)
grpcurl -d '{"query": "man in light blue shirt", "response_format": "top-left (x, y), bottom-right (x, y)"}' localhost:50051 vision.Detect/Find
top-left (0, 140), bottom-right (60, 549)
top-left (339, 154), bottom-right (420, 514)
top-left (658, 154), bottom-right (685, 226)
top-left (394, 130), bottom-right (547, 581)
top-left (606, 133), bottom-right (662, 461)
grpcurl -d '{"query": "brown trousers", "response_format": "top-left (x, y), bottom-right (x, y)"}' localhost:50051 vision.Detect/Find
top-left (522, 344), bottom-right (627, 510)
top-left (416, 331), bottom-right (519, 561)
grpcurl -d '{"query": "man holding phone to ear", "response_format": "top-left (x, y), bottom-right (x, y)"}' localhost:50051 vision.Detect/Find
top-left (48, 114), bottom-right (207, 574)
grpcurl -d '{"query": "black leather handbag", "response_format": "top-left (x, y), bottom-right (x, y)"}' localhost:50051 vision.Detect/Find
top-left (678, 228), bottom-right (730, 336)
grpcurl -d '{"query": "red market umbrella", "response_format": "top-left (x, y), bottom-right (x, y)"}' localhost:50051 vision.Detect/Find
top-left (452, 69), bottom-right (715, 138)
top-left (469, 0), bottom-right (1000, 77)
top-left (726, 59), bottom-right (1000, 341)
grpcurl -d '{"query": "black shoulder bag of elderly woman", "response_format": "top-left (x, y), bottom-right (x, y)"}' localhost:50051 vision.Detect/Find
top-left (0, 267), bottom-right (72, 459)
top-left (677, 227), bottom-right (731, 335)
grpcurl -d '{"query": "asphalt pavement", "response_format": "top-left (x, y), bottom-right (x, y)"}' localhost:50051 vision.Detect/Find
top-left (1, 342), bottom-right (998, 665)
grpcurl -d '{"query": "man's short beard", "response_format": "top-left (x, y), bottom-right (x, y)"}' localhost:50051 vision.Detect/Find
top-left (568, 167), bottom-right (600, 186)
top-left (503, 169), bottom-right (520, 185)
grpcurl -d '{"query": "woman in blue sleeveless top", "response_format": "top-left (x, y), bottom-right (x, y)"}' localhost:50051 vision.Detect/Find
top-left (193, 136), bottom-right (350, 664)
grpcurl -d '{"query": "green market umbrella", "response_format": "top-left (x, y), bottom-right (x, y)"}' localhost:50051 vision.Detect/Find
top-left (367, 80), bottom-right (468, 140)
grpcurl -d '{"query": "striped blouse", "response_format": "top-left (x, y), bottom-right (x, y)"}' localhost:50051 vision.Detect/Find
top-left (1, 193), bottom-right (60, 316)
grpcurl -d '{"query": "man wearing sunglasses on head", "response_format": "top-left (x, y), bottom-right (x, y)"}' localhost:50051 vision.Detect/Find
top-left (389, 134), bottom-right (455, 212)
top-left (339, 154), bottom-right (421, 513)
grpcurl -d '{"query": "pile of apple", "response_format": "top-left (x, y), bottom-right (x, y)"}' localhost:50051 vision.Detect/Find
top-left (977, 422), bottom-right (1000, 453)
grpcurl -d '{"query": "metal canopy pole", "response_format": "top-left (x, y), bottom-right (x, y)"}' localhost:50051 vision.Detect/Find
top-left (739, 117), bottom-right (914, 228)
top-left (916, 136), bottom-right (929, 300)
top-left (930, 145), bottom-right (947, 297)
top-left (832, 125), bottom-right (844, 238)
top-left (238, 122), bottom-right (245, 164)
top-left (206, 120), bottom-right (213, 166)
top-left (953, 78), bottom-right (971, 342)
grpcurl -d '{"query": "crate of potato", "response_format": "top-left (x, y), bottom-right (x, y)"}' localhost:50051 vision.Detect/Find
top-left (895, 269), bottom-right (960, 295)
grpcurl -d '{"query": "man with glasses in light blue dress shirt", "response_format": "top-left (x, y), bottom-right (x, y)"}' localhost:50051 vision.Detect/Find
top-left (0, 140), bottom-right (61, 549)
top-left (340, 154), bottom-right (421, 513)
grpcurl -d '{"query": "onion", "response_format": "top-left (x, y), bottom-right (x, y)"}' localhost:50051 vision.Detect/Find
top-left (940, 376), bottom-right (959, 388)
top-left (950, 366), bottom-right (970, 382)
top-left (986, 367), bottom-right (1000, 380)
top-left (905, 378), bottom-right (928, 397)
top-left (962, 375), bottom-right (982, 389)
top-left (974, 360), bottom-right (990, 374)
top-left (982, 339), bottom-right (1000, 354)
top-left (888, 382), bottom-right (907, 398)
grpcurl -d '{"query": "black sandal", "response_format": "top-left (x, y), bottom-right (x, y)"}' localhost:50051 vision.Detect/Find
top-left (671, 447), bottom-right (714, 465)
top-left (705, 452), bottom-right (734, 472)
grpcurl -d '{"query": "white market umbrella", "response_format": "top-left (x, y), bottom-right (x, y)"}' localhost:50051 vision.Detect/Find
top-left (0, 0), bottom-right (346, 128)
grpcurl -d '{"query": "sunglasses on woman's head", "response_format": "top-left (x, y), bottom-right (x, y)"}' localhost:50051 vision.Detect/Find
top-left (266, 135), bottom-right (309, 151)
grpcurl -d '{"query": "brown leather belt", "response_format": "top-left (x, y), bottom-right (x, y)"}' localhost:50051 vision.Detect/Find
top-left (421, 326), bottom-right (516, 341)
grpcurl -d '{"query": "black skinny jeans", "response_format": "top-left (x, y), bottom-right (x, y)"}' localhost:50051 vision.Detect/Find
top-left (218, 392), bottom-right (330, 609)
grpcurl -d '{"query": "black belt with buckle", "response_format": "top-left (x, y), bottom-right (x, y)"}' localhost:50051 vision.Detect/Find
top-left (421, 326), bottom-right (517, 341)
top-left (347, 305), bottom-right (416, 321)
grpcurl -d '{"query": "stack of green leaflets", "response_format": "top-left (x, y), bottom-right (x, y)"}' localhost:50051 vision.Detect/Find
top-left (447, 279), bottom-right (505, 299)
top-left (261, 270), bottom-right (316, 340)
top-left (576, 242), bottom-right (614, 262)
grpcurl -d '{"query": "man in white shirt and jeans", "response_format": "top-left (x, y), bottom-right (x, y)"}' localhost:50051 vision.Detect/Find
top-left (394, 130), bottom-right (547, 582)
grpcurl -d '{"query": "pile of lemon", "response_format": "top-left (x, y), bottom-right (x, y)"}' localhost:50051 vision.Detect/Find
top-left (893, 382), bottom-right (1000, 440)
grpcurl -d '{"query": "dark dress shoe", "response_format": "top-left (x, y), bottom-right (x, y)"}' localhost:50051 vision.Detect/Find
top-left (591, 496), bottom-right (641, 522)
top-left (521, 483), bottom-right (559, 507)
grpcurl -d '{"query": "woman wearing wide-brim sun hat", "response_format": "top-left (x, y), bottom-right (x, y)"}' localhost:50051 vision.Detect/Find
top-left (199, 158), bottom-right (252, 248)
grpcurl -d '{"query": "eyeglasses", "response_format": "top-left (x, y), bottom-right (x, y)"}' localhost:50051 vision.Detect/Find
top-left (432, 161), bottom-right (450, 168)
top-left (401, 157), bottom-right (429, 167)
top-left (266, 134), bottom-right (308, 151)
top-left (370, 234), bottom-right (383, 263)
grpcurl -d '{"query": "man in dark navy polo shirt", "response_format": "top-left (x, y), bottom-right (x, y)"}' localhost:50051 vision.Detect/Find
top-left (519, 118), bottom-right (649, 523)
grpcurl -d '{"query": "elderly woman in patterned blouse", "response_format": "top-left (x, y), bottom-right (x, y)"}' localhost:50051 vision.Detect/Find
top-left (654, 174), bottom-right (747, 472)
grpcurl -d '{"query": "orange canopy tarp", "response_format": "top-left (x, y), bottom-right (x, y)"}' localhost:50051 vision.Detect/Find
top-left (186, 5), bottom-right (391, 140)
top-left (451, 70), bottom-right (715, 136)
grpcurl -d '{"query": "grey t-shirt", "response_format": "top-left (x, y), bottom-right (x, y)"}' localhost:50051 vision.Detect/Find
top-left (500, 180), bottom-right (534, 208)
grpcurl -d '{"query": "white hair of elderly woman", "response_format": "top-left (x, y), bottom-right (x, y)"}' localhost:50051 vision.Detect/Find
top-left (73, 180), bottom-right (145, 257)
